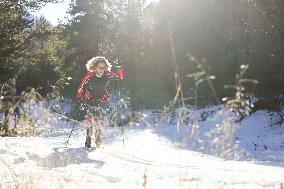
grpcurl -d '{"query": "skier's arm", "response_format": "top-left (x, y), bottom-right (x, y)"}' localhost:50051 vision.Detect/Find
top-left (112, 59), bottom-right (124, 79)
top-left (104, 70), bottom-right (123, 80)
top-left (77, 72), bottom-right (94, 109)
top-left (77, 72), bottom-right (94, 98)
top-left (104, 59), bottom-right (123, 80)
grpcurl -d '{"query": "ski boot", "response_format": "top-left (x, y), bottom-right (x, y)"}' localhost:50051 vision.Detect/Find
top-left (85, 136), bottom-right (92, 148)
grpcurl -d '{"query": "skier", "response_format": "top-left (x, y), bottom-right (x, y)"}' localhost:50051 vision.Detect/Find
top-left (76, 56), bottom-right (123, 148)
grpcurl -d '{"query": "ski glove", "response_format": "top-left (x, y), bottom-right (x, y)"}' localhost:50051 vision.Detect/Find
top-left (112, 59), bottom-right (123, 79)
top-left (113, 58), bottom-right (122, 68)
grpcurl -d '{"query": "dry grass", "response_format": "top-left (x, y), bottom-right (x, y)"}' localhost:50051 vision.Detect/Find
top-left (0, 76), bottom-right (70, 137)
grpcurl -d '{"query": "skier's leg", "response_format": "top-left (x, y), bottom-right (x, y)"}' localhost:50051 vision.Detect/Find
top-left (85, 109), bottom-right (94, 148)
top-left (95, 110), bottom-right (104, 147)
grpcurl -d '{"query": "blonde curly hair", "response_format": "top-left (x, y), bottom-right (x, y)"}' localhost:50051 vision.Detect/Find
top-left (86, 56), bottom-right (112, 71)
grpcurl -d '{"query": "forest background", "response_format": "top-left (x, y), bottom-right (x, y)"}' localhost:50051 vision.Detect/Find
top-left (1, 0), bottom-right (283, 109)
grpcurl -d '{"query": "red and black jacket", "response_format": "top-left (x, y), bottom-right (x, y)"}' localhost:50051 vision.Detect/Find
top-left (77, 68), bottom-right (123, 106)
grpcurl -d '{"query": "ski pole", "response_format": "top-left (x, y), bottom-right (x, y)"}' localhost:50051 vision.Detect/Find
top-left (64, 107), bottom-right (81, 146)
top-left (65, 122), bottom-right (78, 146)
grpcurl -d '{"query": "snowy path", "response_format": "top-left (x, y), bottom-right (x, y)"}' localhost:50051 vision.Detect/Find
top-left (1, 126), bottom-right (284, 189)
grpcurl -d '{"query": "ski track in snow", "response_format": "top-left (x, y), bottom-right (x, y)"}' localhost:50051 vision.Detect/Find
top-left (1, 108), bottom-right (284, 189)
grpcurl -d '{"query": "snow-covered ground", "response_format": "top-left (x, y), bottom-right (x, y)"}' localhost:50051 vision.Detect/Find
top-left (1, 105), bottom-right (284, 189)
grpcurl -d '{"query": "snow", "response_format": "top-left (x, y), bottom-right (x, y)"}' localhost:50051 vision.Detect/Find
top-left (1, 104), bottom-right (284, 189)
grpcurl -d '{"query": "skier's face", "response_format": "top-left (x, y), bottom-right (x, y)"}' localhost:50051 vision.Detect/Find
top-left (95, 62), bottom-right (107, 76)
